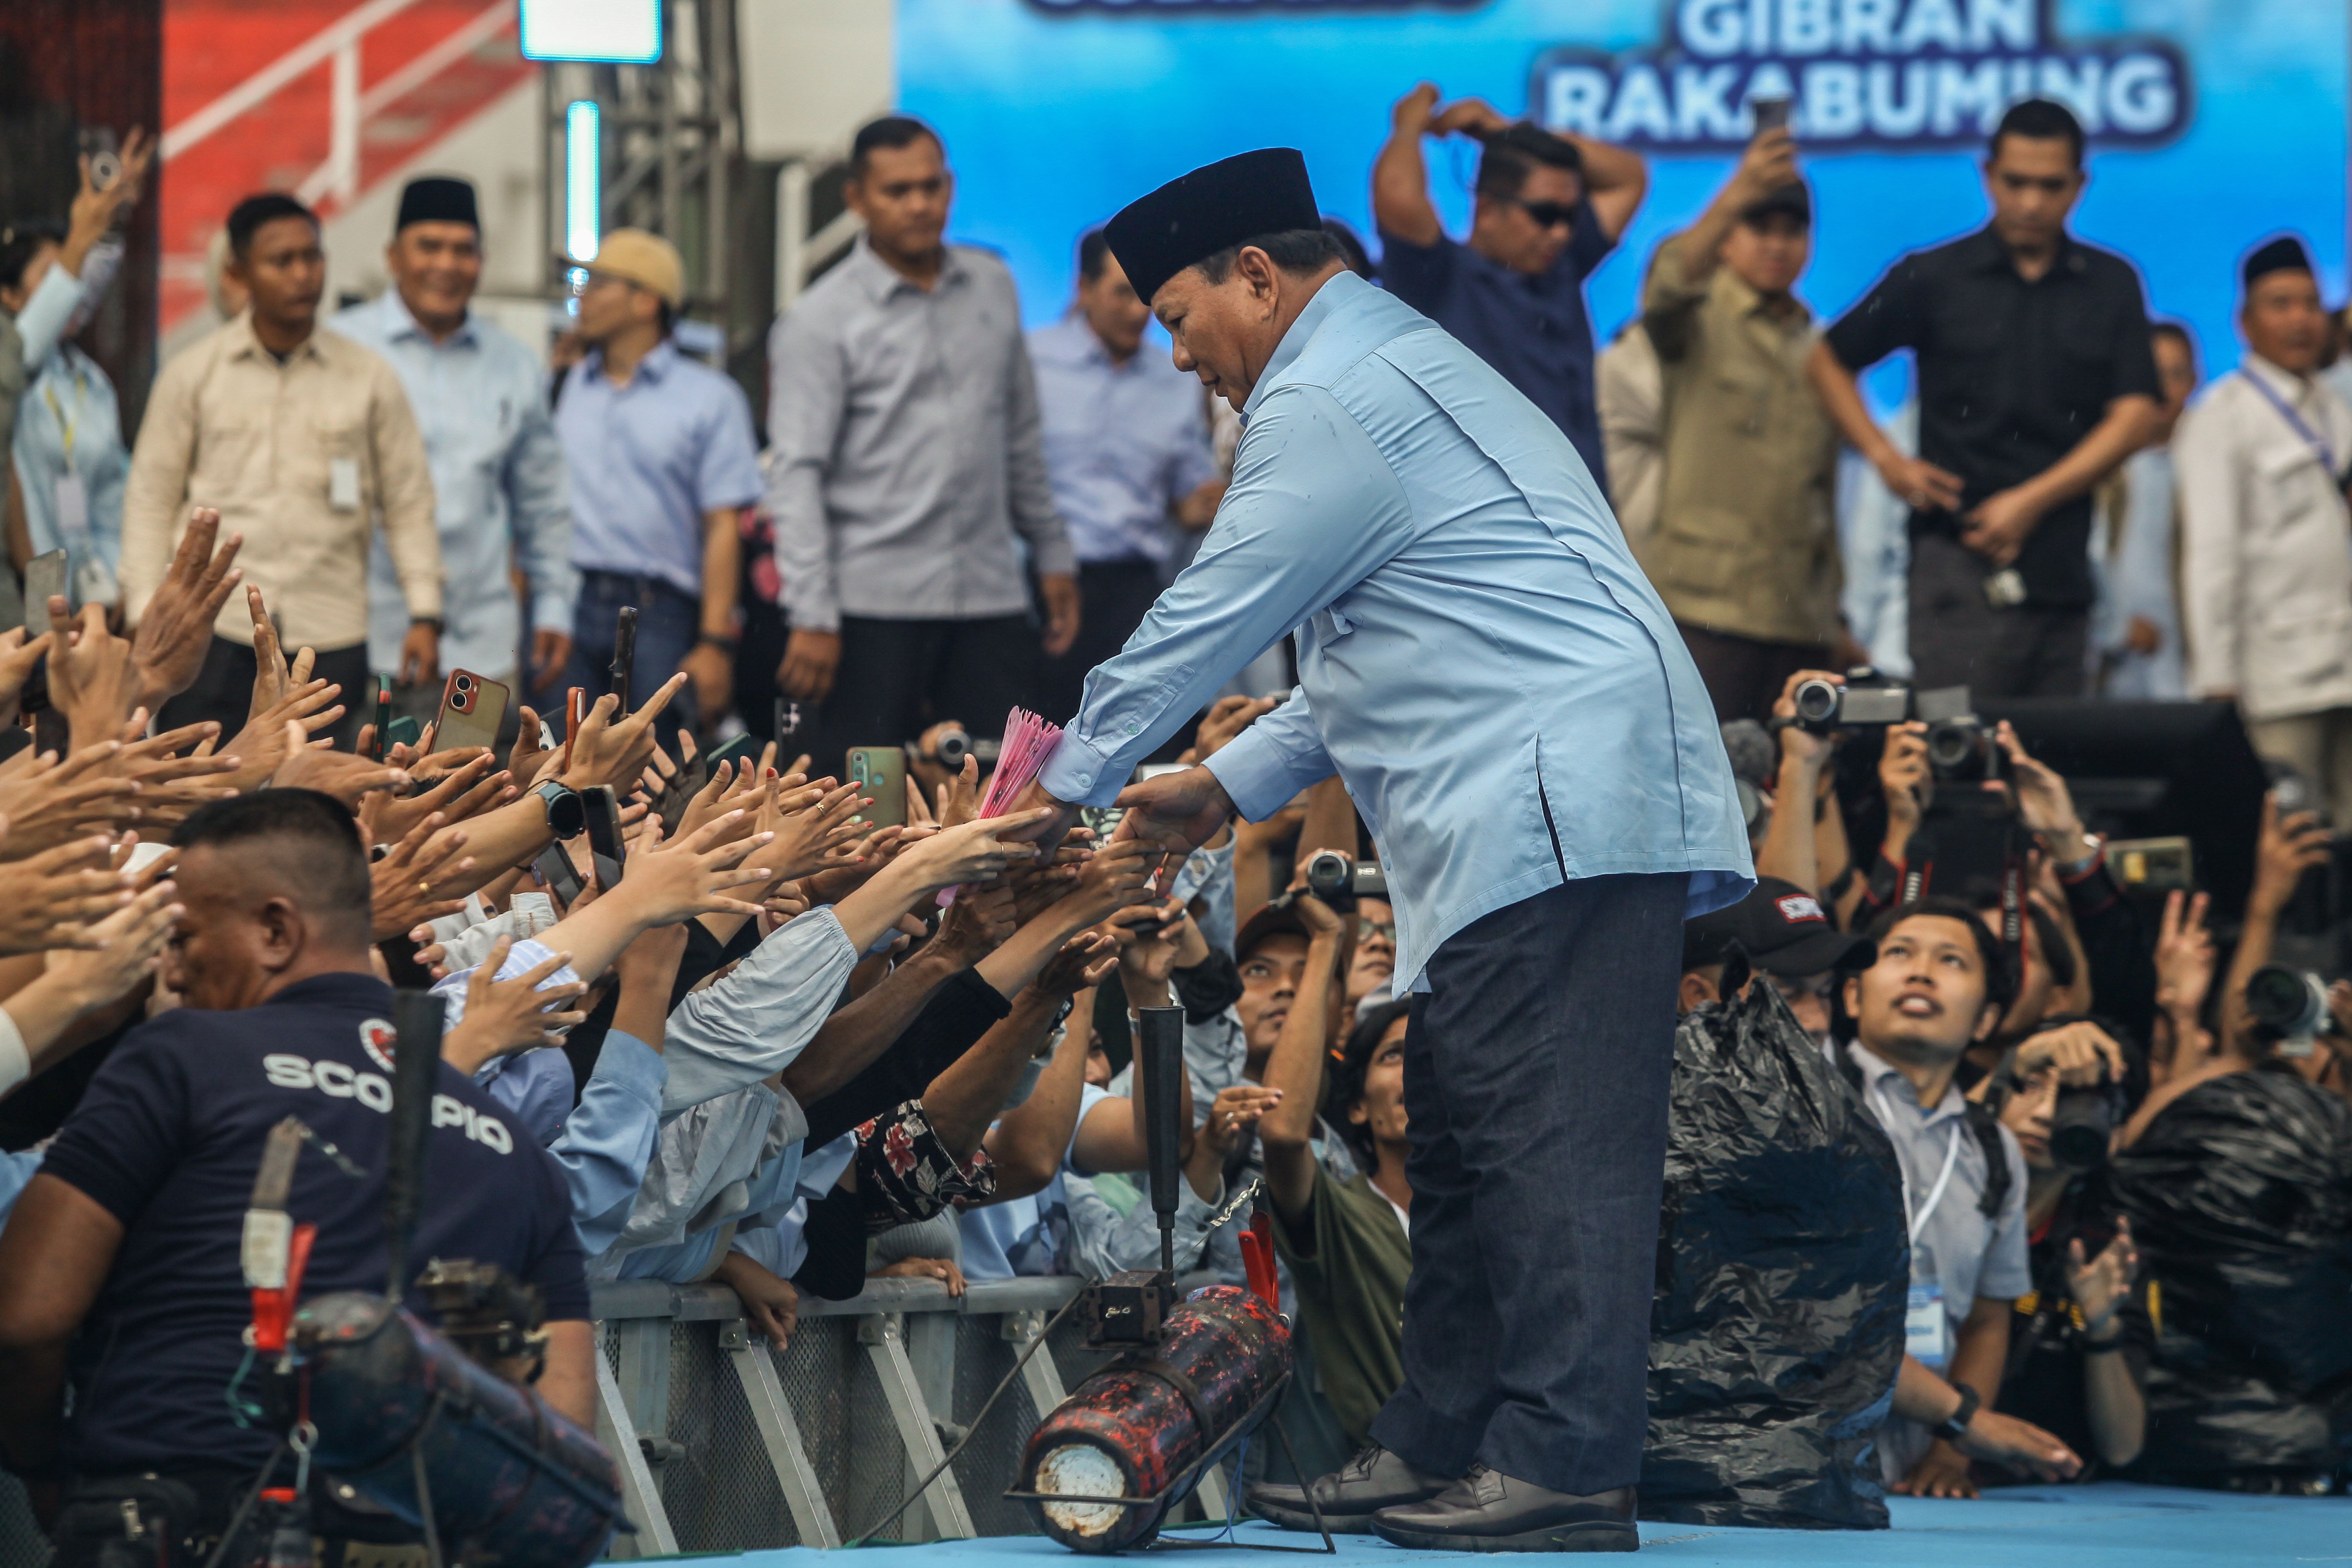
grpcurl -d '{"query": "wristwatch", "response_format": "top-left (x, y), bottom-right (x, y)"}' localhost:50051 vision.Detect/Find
top-left (696, 632), bottom-right (740, 653)
top-left (533, 779), bottom-right (586, 839)
top-left (1938, 1382), bottom-right (1980, 1442)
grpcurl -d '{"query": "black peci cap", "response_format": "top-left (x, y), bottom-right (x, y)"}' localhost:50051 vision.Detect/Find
top-left (1740, 181), bottom-right (1812, 227)
top-left (1682, 877), bottom-right (1873, 977)
top-left (2242, 234), bottom-right (2315, 290)
top-left (1104, 147), bottom-right (1321, 306)
top-left (396, 176), bottom-right (479, 234)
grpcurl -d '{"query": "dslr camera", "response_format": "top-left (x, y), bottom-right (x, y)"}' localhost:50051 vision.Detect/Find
top-left (2245, 964), bottom-right (2339, 1059)
top-left (2048, 1073), bottom-right (2129, 1171)
top-left (1916, 687), bottom-right (2003, 785)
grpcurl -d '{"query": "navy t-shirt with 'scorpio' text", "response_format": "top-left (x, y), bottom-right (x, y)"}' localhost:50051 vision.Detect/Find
top-left (38, 972), bottom-right (588, 1477)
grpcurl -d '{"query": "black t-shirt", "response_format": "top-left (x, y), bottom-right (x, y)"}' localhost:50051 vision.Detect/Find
top-left (39, 973), bottom-right (588, 1477)
top-left (1825, 227), bottom-right (2160, 608)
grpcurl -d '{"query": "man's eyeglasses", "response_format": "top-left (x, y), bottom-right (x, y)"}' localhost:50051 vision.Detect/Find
top-left (1358, 917), bottom-right (1397, 944)
top-left (1515, 200), bottom-right (1579, 231)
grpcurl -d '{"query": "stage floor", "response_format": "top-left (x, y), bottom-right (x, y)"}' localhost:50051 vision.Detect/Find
top-left (692, 1484), bottom-right (2345, 1567)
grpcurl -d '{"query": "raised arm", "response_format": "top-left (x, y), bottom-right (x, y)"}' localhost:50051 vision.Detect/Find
top-left (1256, 892), bottom-right (1348, 1221)
top-left (1372, 84), bottom-right (1446, 247)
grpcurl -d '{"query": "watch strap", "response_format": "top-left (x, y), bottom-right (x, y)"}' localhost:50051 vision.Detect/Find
top-left (1938, 1382), bottom-right (1980, 1441)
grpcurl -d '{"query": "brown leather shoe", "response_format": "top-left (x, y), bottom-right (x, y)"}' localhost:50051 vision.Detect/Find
top-left (1370, 1465), bottom-right (1638, 1552)
top-left (1245, 1445), bottom-right (1451, 1534)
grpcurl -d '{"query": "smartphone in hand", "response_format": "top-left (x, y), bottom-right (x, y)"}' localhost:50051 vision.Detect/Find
top-left (582, 784), bottom-right (625, 890)
top-left (434, 670), bottom-right (509, 755)
top-left (24, 550), bottom-right (67, 632)
top-left (1752, 95), bottom-right (1792, 133)
top-left (610, 607), bottom-right (639, 716)
top-left (845, 746), bottom-right (907, 829)
top-left (533, 842), bottom-right (586, 906)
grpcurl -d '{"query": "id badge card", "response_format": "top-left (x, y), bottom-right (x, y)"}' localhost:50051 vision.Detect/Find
top-left (328, 456), bottom-right (362, 511)
top-left (52, 472), bottom-right (89, 546)
top-left (1906, 1280), bottom-right (1950, 1369)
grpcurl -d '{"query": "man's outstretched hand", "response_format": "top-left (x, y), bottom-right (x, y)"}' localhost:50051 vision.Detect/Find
top-left (1113, 764), bottom-right (1237, 893)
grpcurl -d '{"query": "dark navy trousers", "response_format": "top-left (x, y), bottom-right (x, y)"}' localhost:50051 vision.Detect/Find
top-left (1369, 873), bottom-right (1685, 1495)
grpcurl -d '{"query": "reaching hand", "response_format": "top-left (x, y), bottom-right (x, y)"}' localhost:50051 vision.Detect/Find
top-left (1111, 765), bottom-right (1238, 894)
top-left (370, 815), bottom-right (474, 941)
top-left (1879, 721), bottom-right (1932, 833)
top-left (0, 744), bottom-right (139, 857)
top-left (871, 1256), bottom-right (967, 1298)
top-left (46, 602), bottom-right (141, 742)
top-left (367, 751), bottom-right (512, 847)
top-left (508, 705), bottom-right (559, 788)
top-left (2152, 890), bottom-right (2215, 1051)
top-left (130, 507), bottom-right (244, 710)
top-left (116, 723), bottom-right (240, 832)
top-left (1056, 839), bottom-right (1163, 929)
top-left (1036, 930), bottom-right (1120, 998)
top-left (1771, 668), bottom-right (1841, 770)
top-left (1196, 1084), bottom-right (1284, 1167)
top-left (217, 677), bottom-right (345, 793)
top-left (1991, 722), bottom-right (2092, 862)
top-left (764, 778), bottom-right (872, 882)
top-left (1728, 126), bottom-right (1800, 205)
top-left (932, 882), bottom-right (1018, 965)
top-left (0, 831), bottom-right (134, 954)
top-left (616, 813), bottom-right (777, 927)
top-left (2014, 1020), bottom-right (2127, 1089)
top-left (0, 627), bottom-right (51, 730)
top-left (272, 726), bottom-right (407, 807)
top-left (2064, 1216), bottom-right (2140, 1339)
top-left (37, 879), bottom-right (183, 1011)
top-left (1390, 81), bottom-right (1443, 138)
top-left (895, 811), bottom-right (1051, 891)
top-left (560, 677), bottom-right (683, 794)
top-left (2250, 789), bottom-right (2332, 917)
top-left (439, 938), bottom-right (590, 1076)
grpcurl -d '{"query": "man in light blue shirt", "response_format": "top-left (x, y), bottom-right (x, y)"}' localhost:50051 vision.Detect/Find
top-left (1032, 228), bottom-right (1223, 720)
top-left (557, 229), bottom-right (763, 735)
top-left (1019, 150), bottom-right (1749, 1551)
top-left (333, 178), bottom-right (575, 726)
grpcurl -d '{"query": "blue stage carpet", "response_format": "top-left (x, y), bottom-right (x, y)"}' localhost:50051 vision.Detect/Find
top-left (694, 1484), bottom-right (2345, 1566)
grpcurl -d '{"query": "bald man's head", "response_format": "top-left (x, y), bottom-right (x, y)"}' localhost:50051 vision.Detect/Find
top-left (167, 789), bottom-right (375, 1009)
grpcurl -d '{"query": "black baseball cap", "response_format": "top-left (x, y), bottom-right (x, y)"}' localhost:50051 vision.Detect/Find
top-left (1682, 877), bottom-right (1872, 976)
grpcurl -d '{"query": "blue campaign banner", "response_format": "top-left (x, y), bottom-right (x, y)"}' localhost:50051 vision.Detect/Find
top-left (898, 0), bottom-right (2345, 399)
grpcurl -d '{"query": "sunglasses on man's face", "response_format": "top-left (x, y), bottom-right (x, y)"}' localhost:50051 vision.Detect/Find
top-left (1515, 200), bottom-right (1579, 231)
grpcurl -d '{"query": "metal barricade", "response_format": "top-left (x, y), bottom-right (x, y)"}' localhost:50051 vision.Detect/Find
top-left (592, 1273), bottom-right (1227, 1558)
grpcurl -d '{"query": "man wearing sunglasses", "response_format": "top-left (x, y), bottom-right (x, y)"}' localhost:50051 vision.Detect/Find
top-left (1373, 83), bottom-right (1648, 489)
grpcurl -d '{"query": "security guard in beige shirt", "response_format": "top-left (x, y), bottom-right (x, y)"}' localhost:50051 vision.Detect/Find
top-left (1637, 127), bottom-right (1842, 723)
top-left (124, 193), bottom-right (441, 740)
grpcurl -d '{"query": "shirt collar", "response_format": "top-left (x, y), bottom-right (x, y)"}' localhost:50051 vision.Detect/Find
top-left (587, 337), bottom-right (678, 386)
top-left (228, 310), bottom-right (326, 366)
top-left (1845, 1040), bottom-right (1967, 1125)
top-left (1241, 269), bottom-right (1368, 424)
top-left (1044, 312), bottom-right (1141, 372)
top-left (1965, 223), bottom-right (2085, 279)
top-left (260, 970), bottom-right (397, 1012)
top-left (848, 236), bottom-right (968, 305)
top-left (381, 286), bottom-right (475, 347)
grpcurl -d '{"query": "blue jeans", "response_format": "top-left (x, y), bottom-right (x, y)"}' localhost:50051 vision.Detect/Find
top-left (1369, 873), bottom-right (1686, 1496)
top-left (564, 571), bottom-right (702, 740)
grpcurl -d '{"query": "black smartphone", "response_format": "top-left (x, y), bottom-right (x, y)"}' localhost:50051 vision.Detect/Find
top-left (660, 752), bottom-right (710, 837)
top-left (610, 607), bottom-right (639, 717)
top-left (1753, 94), bottom-right (1792, 133)
top-left (372, 681), bottom-right (393, 761)
top-left (387, 715), bottom-right (422, 750)
top-left (708, 733), bottom-right (761, 772)
top-left (582, 784), bottom-right (625, 890)
top-left (532, 843), bottom-right (586, 906)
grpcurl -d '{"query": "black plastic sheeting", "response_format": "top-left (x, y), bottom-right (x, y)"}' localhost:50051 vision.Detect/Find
top-left (2111, 1065), bottom-right (2352, 1486)
top-left (1641, 984), bottom-right (1908, 1529)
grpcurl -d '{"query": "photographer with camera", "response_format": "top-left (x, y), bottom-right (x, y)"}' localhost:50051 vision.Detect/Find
top-left (1984, 1022), bottom-right (2151, 1475)
top-left (1838, 900), bottom-right (2084, 1495)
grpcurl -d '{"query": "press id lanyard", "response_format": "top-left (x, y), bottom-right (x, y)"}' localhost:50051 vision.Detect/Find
top-left (1877, 1086), bottom-right (1964, 1369)
top-left (2239, 368), bottom-right (2342, 481)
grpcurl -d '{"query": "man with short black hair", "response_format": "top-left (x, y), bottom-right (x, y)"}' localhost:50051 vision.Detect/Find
top-left (1809, 99), bottom-right (2163, 699)
top-left (2177, 234), bottom-right (2352, 821)
top-left (1372, 83), bottom-right (1648, 485)
top-left (1032, 228), bottom-right (1223, 721)
top-left (1841, 899), bottom-right (2083, 1497)
top-left (125, 192), bottom-right (443, 740)
top-left (0, 789), bottom-right (592, 1553)
top-left (771, 115), bottom-right (1076, 768)
top-left (558, 227), bottom-right (762, 735)
top-left (335, 176), bottom-right (575, 730)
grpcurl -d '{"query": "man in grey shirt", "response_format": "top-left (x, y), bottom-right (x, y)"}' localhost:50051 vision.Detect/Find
top-left (768, 115), bottom-right (1076, 770)
top-left (1836, 898), bottom-right (2080, 1498)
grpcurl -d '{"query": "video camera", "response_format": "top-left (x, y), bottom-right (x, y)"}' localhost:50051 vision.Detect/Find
top-left (1269, 849), bottom-right (1390, 915)
top-left (2245, 964), bottom-right (2340, 1059)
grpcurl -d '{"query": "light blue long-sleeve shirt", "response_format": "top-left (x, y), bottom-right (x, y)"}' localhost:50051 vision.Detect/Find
top-left (549, 1027), bottom-right (667, 1256)
top-left (14, 343), bottom-right (127, 603)
top-left (2089, 446), bottom-right (2187, 699)
top-left (331, 290), bottom-right (577, 675)
top-left (1037, 272), bottom-right (1751, 989)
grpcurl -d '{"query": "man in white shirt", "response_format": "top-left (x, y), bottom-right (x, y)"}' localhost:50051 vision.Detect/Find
top-left (2176, 235), bottom-right (2352, 819)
